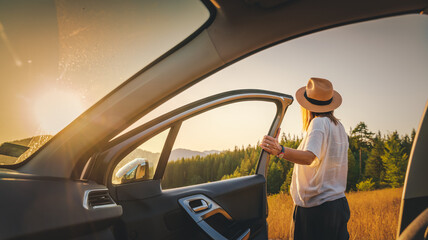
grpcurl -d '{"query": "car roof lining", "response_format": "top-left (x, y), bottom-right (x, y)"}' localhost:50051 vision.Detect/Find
top-left (207, 0), bottom-right (427, 62)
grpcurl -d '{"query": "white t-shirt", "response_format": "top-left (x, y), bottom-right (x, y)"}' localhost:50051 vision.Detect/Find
top-left (290, 117), bottom-right (349, 207)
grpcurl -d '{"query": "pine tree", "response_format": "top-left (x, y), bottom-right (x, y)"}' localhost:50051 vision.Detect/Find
top-left (267, 161), bottom-right (283, 194)
top-left (347, 148), bottom-right (359, 191)
top-left (382, 132), bottom-right (408, 188)
top-left (401, 129), bottom-right (415, 157)
top-left (217, 162), bottom-right (225, 180)
top-left (364, 131), bottom-right (385, 187)
top-left (350, 122), bottom-right (374, 180)
top-left (410, 128), bottom-right (416, 143)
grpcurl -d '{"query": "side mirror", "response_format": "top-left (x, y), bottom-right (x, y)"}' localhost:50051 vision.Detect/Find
top-left (115, 158), bottom-right (149, 184)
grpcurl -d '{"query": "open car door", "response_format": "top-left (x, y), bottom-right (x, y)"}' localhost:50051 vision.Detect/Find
top-left (87, 89), bottom-right (293, 239)
top-left (397, 102), bottom-right (428, 240)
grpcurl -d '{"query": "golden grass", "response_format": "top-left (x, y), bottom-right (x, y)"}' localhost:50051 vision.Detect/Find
top-left (267, 188), bottom-right (403, 240)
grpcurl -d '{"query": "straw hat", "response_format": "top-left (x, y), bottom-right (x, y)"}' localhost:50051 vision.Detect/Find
top-left (295, 77), bottom-right (342, 112)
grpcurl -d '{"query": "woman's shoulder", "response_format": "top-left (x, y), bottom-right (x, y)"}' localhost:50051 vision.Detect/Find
top-left (312, 116), bottom-right (332, 126)
top-left (308, 117), bottom-right (330, 131)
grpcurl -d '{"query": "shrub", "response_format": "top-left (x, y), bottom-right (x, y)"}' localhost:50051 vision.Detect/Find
top-left (356, 178), bottom-right (375, 191)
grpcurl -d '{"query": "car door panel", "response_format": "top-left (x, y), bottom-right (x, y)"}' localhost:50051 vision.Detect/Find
top-left (114, 175), bottom-right (265, 240)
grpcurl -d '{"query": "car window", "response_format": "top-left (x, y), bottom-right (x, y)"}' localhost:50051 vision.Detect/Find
top-left (112, 128), bottom-right (170, 185)
top-left (0, 0), bottom-right (210, 165)
top-left (161, 101), bottom-right (277, 189)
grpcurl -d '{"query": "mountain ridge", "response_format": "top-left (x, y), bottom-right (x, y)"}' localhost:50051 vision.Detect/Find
top-left (168, 148), bottom-right (221, 161)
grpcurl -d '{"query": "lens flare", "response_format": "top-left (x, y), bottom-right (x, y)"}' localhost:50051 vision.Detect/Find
top-left (33, 89), bottom-right (84, 134)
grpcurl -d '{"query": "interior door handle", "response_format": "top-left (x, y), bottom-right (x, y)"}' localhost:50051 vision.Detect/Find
top-left (192, 199), bottom-right (210, 213)
top-left (179, 194), bottom-right (232, 222)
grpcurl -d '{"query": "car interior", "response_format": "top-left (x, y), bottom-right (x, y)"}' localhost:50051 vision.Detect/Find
top-left (0, 0), bottom-right (427, 239)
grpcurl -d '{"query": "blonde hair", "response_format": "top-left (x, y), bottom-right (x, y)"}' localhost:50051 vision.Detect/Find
top-left (301, 106), bottom-right (339, 131)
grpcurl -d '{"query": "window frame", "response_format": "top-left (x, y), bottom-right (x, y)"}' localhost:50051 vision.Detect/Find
top-left (87, 90), bottom-right (293, 189)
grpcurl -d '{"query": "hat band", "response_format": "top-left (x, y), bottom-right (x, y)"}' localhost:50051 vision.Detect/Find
top-left (304, 91), bottom-right (333, 106)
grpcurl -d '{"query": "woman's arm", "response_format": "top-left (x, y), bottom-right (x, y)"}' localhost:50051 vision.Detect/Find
top-left (260, 135), bottom-right (316, 165)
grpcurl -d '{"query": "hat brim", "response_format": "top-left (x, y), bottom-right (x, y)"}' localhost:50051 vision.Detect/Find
top-left (295, 86), bottom-right (342, 113)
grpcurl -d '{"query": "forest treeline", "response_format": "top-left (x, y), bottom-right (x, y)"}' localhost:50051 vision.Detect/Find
top-left (162, 122), bottom-right (415, 194)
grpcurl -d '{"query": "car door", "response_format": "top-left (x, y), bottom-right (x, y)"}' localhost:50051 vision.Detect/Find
top-left (397, 102), bottom-right (428, 240)
top-left (86, 89), bottom-right (293, 239)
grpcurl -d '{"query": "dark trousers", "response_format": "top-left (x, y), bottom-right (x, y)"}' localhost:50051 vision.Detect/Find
top-left (290, 197), bottom-right (350, 240)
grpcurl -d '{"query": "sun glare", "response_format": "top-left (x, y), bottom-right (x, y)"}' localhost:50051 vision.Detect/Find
top-left (33, 89), bottom-right (84, 134)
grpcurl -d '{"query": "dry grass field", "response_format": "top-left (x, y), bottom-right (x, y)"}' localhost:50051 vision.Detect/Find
top-left (267, 188), bottom-right (403, 240)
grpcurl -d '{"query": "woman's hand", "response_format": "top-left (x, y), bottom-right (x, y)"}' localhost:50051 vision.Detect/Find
top-left (260, 128), bottom-right (317, 165)
top-left (260, 134), bottom-right (282, 156)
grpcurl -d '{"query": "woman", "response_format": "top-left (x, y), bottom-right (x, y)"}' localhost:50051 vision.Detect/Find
top-left (261, 77), bottom-right (350, 240)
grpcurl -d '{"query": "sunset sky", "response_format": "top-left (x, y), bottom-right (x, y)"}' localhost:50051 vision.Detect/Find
top-left (1, 1), bottom-right (427, 154)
